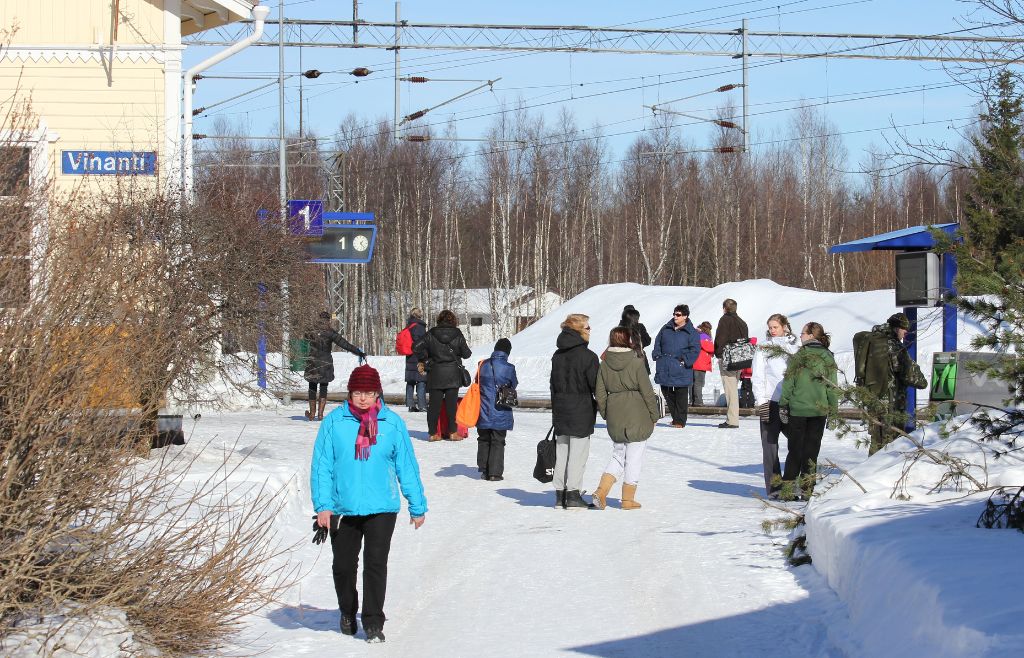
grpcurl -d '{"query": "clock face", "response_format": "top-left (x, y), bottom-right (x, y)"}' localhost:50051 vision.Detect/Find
top-left (353, 235), bottom-right (369, 252)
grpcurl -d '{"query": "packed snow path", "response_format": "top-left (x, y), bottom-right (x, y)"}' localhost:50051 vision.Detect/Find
top-left (194, 406), bottom-right (863, 657)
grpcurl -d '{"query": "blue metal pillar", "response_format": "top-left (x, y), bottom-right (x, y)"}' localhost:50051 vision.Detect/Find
top-left (903, 305), bottom-right (918, 430)
top-left (942, 252), bottom-right (958, 352)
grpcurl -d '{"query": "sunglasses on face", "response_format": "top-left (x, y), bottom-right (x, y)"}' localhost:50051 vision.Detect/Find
top-left (673, 312), bottom-right (684, 317)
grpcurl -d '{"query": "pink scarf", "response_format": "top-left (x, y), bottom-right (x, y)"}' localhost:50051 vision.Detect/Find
top-left (348, 399), bottom-right (381, 461)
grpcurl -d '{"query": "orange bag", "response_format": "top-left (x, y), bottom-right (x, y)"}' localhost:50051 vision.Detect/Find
top-left (455, 361), bottom-right (483, 428)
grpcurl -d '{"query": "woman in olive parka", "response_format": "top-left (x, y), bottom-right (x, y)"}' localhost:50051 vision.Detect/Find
top-left (591, 327), bottom-right (661, 510)
top-left (778, 321), bottom-right (839, 496)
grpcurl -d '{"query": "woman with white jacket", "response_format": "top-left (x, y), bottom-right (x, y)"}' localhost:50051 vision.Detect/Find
top-left (750, 313), bottom-right (800, 497)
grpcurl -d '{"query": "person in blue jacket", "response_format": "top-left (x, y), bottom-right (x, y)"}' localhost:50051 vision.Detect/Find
top-left (311, 363), bottom-right (427, 644)
top-left (476, 338), bottom-right (519, 481)
top-left (652, 304), bottom-right (701, 428)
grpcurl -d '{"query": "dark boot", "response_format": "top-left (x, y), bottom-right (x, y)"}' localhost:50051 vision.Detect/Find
top-left (564, 490), bottom-right (594, 510)
top-left (554, 490), bottom-right (566, 509)
top-left (304, 400), bottom-right (316, 420)
top-left (340, 613), bottom-right (357, 636)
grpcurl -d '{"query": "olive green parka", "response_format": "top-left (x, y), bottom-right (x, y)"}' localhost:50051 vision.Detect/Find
top-left (596, 348), bottom-right (661, 442)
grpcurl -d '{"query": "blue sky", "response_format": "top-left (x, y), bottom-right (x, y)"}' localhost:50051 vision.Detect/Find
top-left (185, 1), bottom-right (1019, 168)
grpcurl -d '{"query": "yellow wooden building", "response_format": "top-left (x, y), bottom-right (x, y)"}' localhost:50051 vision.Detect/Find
top-left (0, 0), bottom-right (259, 197)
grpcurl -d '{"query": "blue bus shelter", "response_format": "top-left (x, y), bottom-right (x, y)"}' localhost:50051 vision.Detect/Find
top-left (829, 223), bottom-right (959, 425)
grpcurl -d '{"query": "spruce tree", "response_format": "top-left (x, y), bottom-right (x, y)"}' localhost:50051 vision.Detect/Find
top-left (946, 68), bottom-right (1024, 455)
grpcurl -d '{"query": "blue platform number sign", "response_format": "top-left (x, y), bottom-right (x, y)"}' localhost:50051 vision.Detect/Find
top-left (62, 150), bottom-right (157, 176)
top-left (305, 212), bottom-right (377, 264)
top-left (287, 200), bottom-right (324, 237)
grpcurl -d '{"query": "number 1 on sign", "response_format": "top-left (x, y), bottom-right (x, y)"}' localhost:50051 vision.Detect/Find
top-left (338, 236), bottom-right (346, 249)
top-left (298, 205), bottom-right (311, 232)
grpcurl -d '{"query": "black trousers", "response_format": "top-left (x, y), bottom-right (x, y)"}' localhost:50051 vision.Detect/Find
top-left (427, 387), bottom-right (459, 435)
top-left (782, 415), bottom-right (827, 484)
top-left (759, 401), bottom-right (788, 494)
top-left (476, 428), bottom-right (507, 477)
top-left (661, 385), bottom-right (690, 426)
top-left (331, 512), bottom-right (398, 631)
top-left (690, 370), bottom-right (707, 406)
top-left (308, 382), bottom-right (328, 401)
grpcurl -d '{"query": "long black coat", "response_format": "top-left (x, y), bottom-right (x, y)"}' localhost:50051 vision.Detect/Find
top-left (550, 328), bottom-right (599, 437)
top-left (413, 324), bottom-right (472, 390)
top-left (403, 317), bottom-right (428, 384)
top-left (303, 321), bottom-right (363, 384)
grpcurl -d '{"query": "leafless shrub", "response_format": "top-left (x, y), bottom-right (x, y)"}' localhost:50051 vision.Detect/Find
top-left (0, 96), bottom-right (310, 654)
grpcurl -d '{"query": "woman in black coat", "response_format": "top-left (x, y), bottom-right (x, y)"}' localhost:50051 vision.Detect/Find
top-left (413, 309), bottom-right (472, 441)
top-left (402, 308), bottom-right (428, 412)
top-left (304, 311), bottom-right (366, 420)
top-left (550, 313), bottom-right (599, 509)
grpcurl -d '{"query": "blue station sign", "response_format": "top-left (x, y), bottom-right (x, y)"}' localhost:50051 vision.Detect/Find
top-left (61, 150), bottom-right (157, 176)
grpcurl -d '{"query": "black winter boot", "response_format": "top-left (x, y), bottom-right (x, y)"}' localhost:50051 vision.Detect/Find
top-left (340, 613), bottom-right (357, 636)
top-left (554, 490), bottom-right (566, 509)
top-left (564, 490), bottom-right (594, 510)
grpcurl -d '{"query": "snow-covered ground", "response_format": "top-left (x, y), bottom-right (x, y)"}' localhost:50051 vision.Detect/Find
top-left (186, 407), bottom-right (867, 657)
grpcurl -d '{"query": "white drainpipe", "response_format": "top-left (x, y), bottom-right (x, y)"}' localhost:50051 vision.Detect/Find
top-left (182, 4), bottom-right (269, 200)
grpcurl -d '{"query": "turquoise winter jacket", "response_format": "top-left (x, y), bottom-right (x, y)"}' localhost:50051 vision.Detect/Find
top-left (310, 401), bottom-right (428, 518)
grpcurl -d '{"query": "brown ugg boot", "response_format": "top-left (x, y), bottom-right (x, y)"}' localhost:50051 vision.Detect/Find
top-left (429, 433), bottom-right (444, 442)
top-left (316, 398), bottom-right (327, 421)
top-left (620, 483), bottom-right (642, 510)
top-left (592, 473), bottom-right (617, 510)
top-left (304, 400), bottom-right (316, 420)
top-left (448, 432), bottom-right (464, 441)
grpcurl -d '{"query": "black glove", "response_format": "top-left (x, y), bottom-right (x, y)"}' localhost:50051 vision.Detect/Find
top-left (312, 519), bottom-right (328, 545)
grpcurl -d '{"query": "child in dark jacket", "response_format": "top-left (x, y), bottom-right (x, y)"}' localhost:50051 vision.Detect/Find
top-left (477, 338), bottom-right (519, 481)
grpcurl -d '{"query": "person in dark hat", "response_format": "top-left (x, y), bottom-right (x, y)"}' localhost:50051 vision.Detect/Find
top-left (311, 363), bottom-right (427, 644)
top-left (852, 312), bottom-right (928, 454)
top-left (476, 338), bottom-right (518, 481)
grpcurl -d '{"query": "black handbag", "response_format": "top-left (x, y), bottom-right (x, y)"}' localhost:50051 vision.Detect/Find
top-left (447, 341), bottom-right (472, 387)
top-left (533, 427), bottom-right (556, 483)
top-left (490, 361), bottom-right (519, 410)
top-left (722, 337), bottom-right (755, 372)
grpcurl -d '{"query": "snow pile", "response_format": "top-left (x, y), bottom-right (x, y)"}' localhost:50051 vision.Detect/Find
top-left (255, 279), bottom-right (982, 403)
top-left (805, 416), bottom-right (1024, 658)
top-left (2, 605), bottom-right (158, 657)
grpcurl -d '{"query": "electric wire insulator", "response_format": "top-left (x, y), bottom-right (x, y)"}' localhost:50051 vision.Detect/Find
top-left (406, 135), bottom-right (430, 142)
top-left (407, 76), bottom-right (428, 83)
top-left (404, 109), bottom-right (427, 122)
top-left (350, 67), bottom-right (372, 77)
top-left (715, 84), bottom-right (741, 92)
top-left (714, 120), bottom-right (741, 130)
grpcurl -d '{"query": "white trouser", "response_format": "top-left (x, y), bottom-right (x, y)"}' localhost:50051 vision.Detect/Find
top-left (603, 441), bottom-right (647, 485)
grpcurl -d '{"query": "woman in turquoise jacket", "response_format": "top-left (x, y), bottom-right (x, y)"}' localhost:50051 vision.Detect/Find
top-left (311, 364), bottom-right (427, 644)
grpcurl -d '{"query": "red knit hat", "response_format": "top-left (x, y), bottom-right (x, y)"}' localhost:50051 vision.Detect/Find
top-left (347, 364), bottom-right (382, 393)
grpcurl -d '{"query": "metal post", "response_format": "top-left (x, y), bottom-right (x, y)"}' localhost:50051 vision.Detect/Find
top-left (904, 305), bottom-right (918, 430)
top-left (279, 0), bottom-right (291, 404)
top-left (942, 252), bottom-right (958, 352)
top-left (394, 1), bottom-right (401, 141)
top-left (741, 19), bottom-right (749, 153)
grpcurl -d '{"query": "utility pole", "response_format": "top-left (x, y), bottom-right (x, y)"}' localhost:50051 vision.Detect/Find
top-left (394, 1), bottom-right (401, 141)
top-left (741, 19), bottom-right (749, 154)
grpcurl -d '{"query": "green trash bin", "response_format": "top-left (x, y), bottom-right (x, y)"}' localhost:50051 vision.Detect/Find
top-left (290, 338), bottom-right (310, 372)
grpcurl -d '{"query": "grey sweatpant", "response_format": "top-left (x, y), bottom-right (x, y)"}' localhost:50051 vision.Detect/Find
top-left (553, 435), bottom-right (591, 492)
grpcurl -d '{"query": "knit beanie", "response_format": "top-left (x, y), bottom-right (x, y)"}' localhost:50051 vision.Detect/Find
top-left (494, 338), bottom-right (512, 355)
top-left (347, 364), bottom-right (382, 392)
top-left (887, 312), bottom-right (911, 330)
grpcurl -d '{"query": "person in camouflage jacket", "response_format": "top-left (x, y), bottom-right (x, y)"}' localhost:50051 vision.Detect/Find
top-left (853, 312), bottom-right (928, 455)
